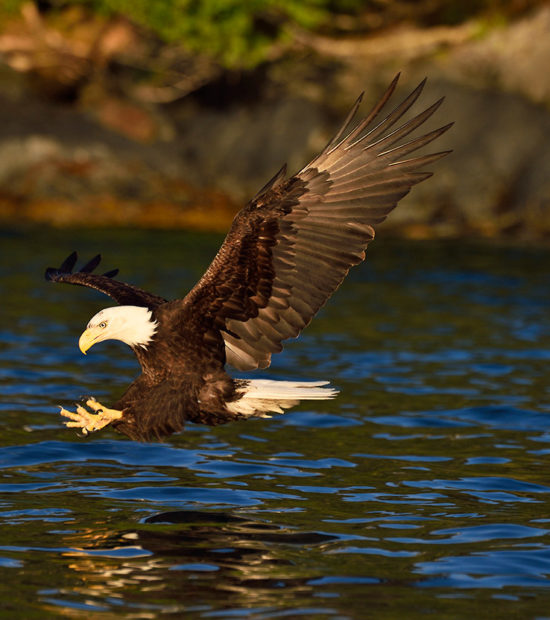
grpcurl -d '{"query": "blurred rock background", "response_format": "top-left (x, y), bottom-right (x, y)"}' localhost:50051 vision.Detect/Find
top-left (0, 0), bottom-right (548, 239)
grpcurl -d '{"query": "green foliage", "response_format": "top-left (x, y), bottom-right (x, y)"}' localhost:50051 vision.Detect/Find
top-left (0, 0), bottom-right (25, 18)
top-left (73, 0), bottom-right (334, 68)
top-left (0, 0), bottom-right (23, 11)
top-left (0, 0), bottom-right (546, 69)
top-left (0, 0), bottom-right (364, 68)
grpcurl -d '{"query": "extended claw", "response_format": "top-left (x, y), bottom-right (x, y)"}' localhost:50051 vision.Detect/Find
top-left (59, 398), bottom-right (123, 435)
top-left (84, 397), bottom-right (104, 413)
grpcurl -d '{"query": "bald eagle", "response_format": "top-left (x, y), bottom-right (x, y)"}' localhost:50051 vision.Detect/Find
top-left (46, 76), bottom-right (451, 441)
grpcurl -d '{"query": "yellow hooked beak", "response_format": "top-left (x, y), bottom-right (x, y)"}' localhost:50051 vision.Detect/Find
top-left (78, 327), bottom-right (104, 355)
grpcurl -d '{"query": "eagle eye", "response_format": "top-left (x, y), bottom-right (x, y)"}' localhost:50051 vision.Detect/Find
top-left (98, 321), bottom-right (107, 329)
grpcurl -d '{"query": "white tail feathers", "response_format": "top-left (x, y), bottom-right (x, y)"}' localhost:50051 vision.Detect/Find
top-left (227, 379), bottom-right (338, 418)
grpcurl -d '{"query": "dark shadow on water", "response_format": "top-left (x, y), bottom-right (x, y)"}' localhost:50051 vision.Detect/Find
top-left (145, 509), bottom-right (337, 545)
top-left (54, 510), bottom-right (340, 613)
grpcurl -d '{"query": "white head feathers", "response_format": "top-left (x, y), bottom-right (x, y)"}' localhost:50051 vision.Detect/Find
top-left (83, 306), bottom-right (158, 350)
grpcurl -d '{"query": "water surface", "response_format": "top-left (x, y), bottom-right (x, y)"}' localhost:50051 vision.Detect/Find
top-left (1, 228), bottom-right (550, 618)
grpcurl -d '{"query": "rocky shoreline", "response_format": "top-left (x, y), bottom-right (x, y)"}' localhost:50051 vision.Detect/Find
top-left (0, 4), bottom-right (549, 240)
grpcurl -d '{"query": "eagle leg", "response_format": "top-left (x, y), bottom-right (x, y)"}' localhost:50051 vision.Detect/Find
top-left (60, 398), bottom-right (123, 435)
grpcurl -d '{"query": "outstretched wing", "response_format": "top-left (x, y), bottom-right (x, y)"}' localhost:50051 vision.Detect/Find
top-left (185, 76), bottom-right (452, 370)
top-left (45, 252), bottom-right (167, 308)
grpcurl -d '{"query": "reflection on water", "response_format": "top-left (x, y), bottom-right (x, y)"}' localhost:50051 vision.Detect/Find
top-left (1, 228), bottom-right (550, 617)
top-left (58, 510), bottom-right (338, 615)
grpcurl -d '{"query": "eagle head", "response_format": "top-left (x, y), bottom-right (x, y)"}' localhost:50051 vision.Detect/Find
top-left (78, 306), bottom-right (158, 354)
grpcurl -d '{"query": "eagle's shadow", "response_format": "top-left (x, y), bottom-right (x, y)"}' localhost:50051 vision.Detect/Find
top-left (64, 509), bottom-right (338, 606)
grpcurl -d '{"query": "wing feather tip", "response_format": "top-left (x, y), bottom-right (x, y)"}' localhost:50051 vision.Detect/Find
top-left (44, 267), bottom-right (59, 282)
top-left (46, 251), bottom-right (120, 281)
top-left (103, 268), bottom-right (119, 279)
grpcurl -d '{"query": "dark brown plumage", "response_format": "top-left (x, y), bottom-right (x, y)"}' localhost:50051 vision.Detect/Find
top-left (46, 76), bottom-right (452, 441)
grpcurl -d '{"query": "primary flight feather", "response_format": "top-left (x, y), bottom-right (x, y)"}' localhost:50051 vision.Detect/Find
top-left (46, 75), bottom-right (451, 441)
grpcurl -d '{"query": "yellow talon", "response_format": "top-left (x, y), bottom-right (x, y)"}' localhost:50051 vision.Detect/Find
top-left (59, 399), bottom-right (123, 435)
top-left (85, 398), bottom-right (104, 413)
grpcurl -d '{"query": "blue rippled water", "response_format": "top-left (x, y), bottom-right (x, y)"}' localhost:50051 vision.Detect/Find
top-left (1, 228), bottom-right (550, 618)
